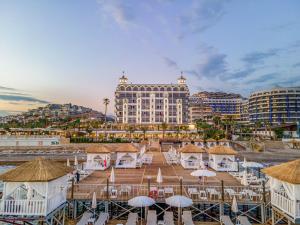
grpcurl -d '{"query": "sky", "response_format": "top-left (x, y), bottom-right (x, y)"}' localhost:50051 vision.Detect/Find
top-left (0, 0), bottom-right (300, 116)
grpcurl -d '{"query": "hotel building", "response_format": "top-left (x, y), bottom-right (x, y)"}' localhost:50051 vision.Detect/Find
top-left (189, 92), bottom-right (245, 122)
top-left (115, 74), bottom-right (190, 124)
top-left (249, 87), bottom-right (300, 124)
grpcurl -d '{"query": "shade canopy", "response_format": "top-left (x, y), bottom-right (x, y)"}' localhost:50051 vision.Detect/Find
top-left (262, 159), bottom-right (300, 184)
top-left (242, 161), bottom-right (263, 168)
top-left (115, 143), bottom-right (139, 153)
top-left (207, 146), bottom-right (237, 155)
top-left (157, 168), bottom-right (163, 183)
top-left (67, 158), bottom-right (70, 167)
top-left (0, 157), bottom-right (73, 182)
top-left (74, 155), bottom-right (78, 166)
top-left (128, 196), bottom-right (155, 207)
top-left (86, 145), bottom-right (111, 154)
top-left (109, 167), bottom-right (115, 183)
top-left (92, 192), bottom-right (97, 209)
top-left (179, 144), bottom-right (206, 153)
top-left (165, 195), bottom-right (193, 208)
top-left (190, 169), bottom-right (216, 177)
top-left (241, 170), bottom-right (248, 186)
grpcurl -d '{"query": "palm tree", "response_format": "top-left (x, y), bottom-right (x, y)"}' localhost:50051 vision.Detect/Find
top-left (140, 126), bottom-right (148, 140)
top-left (103, 98), bottom-right (110, 139)
top-left (161, 122), bottom-right (168, 139)
top-left (212, 116), bottom-right (221, 128)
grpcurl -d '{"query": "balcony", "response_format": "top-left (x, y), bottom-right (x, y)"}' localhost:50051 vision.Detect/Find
top-left (0, 199), bottom-right (46, 216)
top-left (271, 191), bottom-right (300, 219)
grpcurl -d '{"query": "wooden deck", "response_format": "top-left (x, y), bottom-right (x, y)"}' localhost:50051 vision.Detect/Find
top-left (68, 151), bottom-right (266, 203)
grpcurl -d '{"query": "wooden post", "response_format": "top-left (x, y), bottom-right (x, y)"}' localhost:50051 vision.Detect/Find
top-left (180, 177), bottom-right (183, 195)
top-left (147, 176), bottom-right (151, 195)
top-left (71, 178), bottom-right (74, 199)
top-left (106, 178), bottom-right (109, 200)
top-left (221, 180), bottom-right (225, 202)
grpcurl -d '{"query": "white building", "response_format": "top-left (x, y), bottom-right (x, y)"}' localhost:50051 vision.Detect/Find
top-left (207, 146), bottom-right (238, 172)
top-left (218, 138), bottom-right (230, 147)
top-left (194, 138), bottom-right (205, 148)
top-left (206, 138), bottom-right (217, 148)
top-left (0, 157), bottom-right (72, 217)
top-left (115, 144), bottom-right (139, 168)
top-left (85, 145), bottom-right (111, 170)
top-left (0, 135), bottom-right (61, 147)
top-left (262, 159), bottom-right (300, 224)
top-left (179, 144), bottom-right (206, 169)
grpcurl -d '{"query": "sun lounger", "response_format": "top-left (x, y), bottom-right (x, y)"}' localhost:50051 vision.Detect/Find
top-left (146, 210), bottom-right (157, 225)
top-left (164, 211), bottom-right (175, 225)
top-left (76, 212), bottom-right (92, 225)
top-left (220, 215), bottom-right (234, 225)
top-left (237, 216), bottom-right (252, 225)
top-left (182, 211), bottom-right (194, 225)
top-left (94, 212), bottom-right (109, 225)
top-left (126, 212), bottom-right (138, 225)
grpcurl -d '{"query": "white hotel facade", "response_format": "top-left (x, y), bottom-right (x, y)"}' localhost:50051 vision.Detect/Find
top-left (115, 74), bottom-right (190, 124)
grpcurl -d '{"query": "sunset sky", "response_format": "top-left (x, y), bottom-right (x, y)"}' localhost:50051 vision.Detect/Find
top-left (1, 0), bottom-right (300, 116)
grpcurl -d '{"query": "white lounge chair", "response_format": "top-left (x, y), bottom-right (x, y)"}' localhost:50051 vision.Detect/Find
top-left (220, 215), bottom-right (234, 225)
top-left (164, 211), bottom-right (175, 225)
top-left (94, 212), bottom-right (109, 225)
top-left (76, 212), bottom-right (92, 225)
top-left (126, 212), bottom-right (138, 225)
top-left (146, 210), bottom-right (157, 225)
top-left (182, 211), bottom-right (194, 225)
top-left (237, 216), bottom-right (252, 225)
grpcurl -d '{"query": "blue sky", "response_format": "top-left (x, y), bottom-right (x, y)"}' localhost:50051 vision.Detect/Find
top-left (0, 0), bottom-right (300, 116)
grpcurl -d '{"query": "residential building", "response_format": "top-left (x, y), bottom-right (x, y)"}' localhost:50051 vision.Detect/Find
top-left (249, 87), bottom-right (300, 124)
top-left (115, 74), bottom-right (190, 124)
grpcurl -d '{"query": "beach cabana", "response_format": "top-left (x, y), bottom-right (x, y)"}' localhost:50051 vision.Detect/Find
top-left (194, 138), bottom-right (205, 148)
top-left (181, 138), bottom-right (192, 146)
top-left (115, 144), bottom-right (139, 168)
top-left (206, 139), bottom-right (217, 148)
top-left (85, 145), bottom-right (111, 171)
top-left (179, 144), bottom-right (206, 169)
top-left (0, 157), bottom-right (73, 217)
top-left (218, 138), bottom-right (230, 147)
top-left (262, 159), bottom-right (300, 223)
top-left (207, 146), bottom-right (238, 172)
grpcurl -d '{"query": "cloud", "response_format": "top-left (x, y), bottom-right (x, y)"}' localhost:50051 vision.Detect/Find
top-left (163, 57), bottom-right (179, 69)
top-left (224, 68), bottom-right (256, 81)
top-left (293, 62), bottom-right (300, 68)
top-left (247, 73), bottom-right (279, 84)
top-left (0, 86), bottom-right (18, 91)
top-left (97, 0), bottom-right (135, 28)
top-left (0, 110), bottom-right (23, 117)
top-left (0, 95), bottom-right (49, 104)
top-left (179, 0), bottom-right (230, 38)
top-left (242, 49), bottom-right (280, 66)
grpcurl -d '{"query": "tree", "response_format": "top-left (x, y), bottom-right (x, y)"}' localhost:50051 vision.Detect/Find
top-left (140, 126), bottom-right (148, 140)
top-left (212, 116), bottom-right (221, 128)
top-left (103, 98), bottom-right (110, 139)
top-left (161, 122), bottom-right (168, 139)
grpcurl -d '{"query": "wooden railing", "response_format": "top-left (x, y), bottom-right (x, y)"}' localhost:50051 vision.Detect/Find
top-left (0, 199), bottom-right (46, 216)
top-left (271, 191), bottom-right (300, 218)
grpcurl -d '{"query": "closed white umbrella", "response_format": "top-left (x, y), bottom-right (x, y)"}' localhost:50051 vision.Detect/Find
top-left (231, 196), bottom-right (238, 213)
top-left (110, 167), bottom-right (115, 183)
top-left (157, 168), bottom-right (163, 184)
top-left (74, 155), bottom-right (78, 166)
top-left (67, 158), bottom-right (70, 167)
top-left (92, 192), bottom-right (97, 209)
top-left (241, 170), bottom-right (248, 186)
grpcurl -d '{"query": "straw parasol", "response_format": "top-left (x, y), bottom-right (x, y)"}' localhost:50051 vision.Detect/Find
top-left (207, 146), bottom-right (237, 155)
top-left (262, 159), bottom-right (300, 184)
top-left (0, 157), bottom-right (73, 182)
top-left (179, 144), bottom-right (206, 153)
top-left (86, 145), bottom-right (111, 154)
